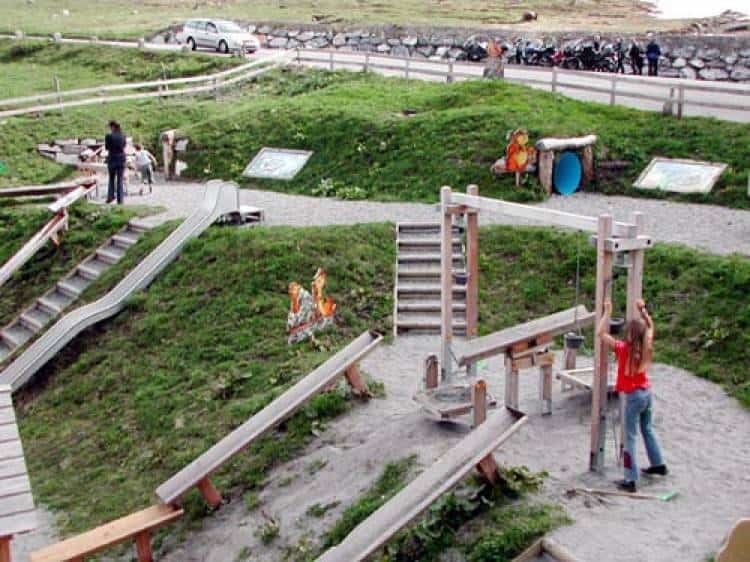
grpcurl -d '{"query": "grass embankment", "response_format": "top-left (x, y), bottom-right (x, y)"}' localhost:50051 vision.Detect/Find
top-left (0, 40), bottom-right (240, 98)
top-left (0, 201), bottom-right (138, 327)
top-left (319, 459), bottom-right (566, 562)
top-left (2, 59), bottom-right (748, 207)
top-left (17, 223), bottom-right (395, 534)
top-left (0, 0), bottom-right (669, 39)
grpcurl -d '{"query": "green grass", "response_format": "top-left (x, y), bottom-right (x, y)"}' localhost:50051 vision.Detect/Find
top-left (477, 226), bottom-right (750, 408)
top-left (0, 201), bottom-right (139, 328)
top-left (0, 0), bottom-right (663, 39)
top-left (0, 40), bottom-right (240, 98)
top-left (17, 223), bottom-right (395, 534)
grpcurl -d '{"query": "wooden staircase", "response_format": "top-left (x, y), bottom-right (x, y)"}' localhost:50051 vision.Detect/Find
top-left (0, 222), bottom-right (150, 362)
top-left (395, 222), bottom-right (467, 336)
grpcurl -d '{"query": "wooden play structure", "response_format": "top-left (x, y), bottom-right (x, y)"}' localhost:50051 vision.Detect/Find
top-left (536, 135), bottom-right (597, 195)
top-left (0, 179), bottom-right (96, 290)
top-left (156, 330), bottom-right (382, 507)
top-left (317, 406), bottom-right (527, 562)
top-left (0, 386), bottom-right (35, 562)
top-left (717, 519), bottom-right (750, 562)
top-left (423, 184), bottom-right (653, 472)
top-left (512, 537), bottom-right (579, 562)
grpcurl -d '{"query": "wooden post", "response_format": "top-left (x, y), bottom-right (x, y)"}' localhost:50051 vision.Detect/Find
top-left (405, 57), bottom-right (411, 81)
top-left (447, 61), bottom-right (454, 83)
top-left (344, 364), bottom-right (371, 397)
top-left (504, 354), bottom-right (519, 411)
top-left (424, 354), bottom-right (439, 389)
top-left (562, 341), bottom-right (578, 392)
top-left (441, 186), bottom-right (454, 383)
top-left (609, 76), bottom-right (617, 106)
top-left (135, 530), bottom-right (153, 562)
top-left (364, 52), bottom-right (370, 73)
top-left (472, 380), bottom-right (487, 427)
top-left (54, 75), bottom-right (62, 114)
top-left (329, 50), bottom-right (334, 71)
top-left (540, 363), bottom-right (553, 415)
top-left (551, 66), bottom-right (558, 93)
top-left (538, 150), bottom-right (554, 195)
top-left (581, 145), bottom-right (595, 186)
top-left (677, 85), bottom-right (685, 119)
top-left (295, 47), bottom-right (301, 66)
top-left (466, 184), bottom-right (480, 351)
top-left (590, 215), bottom-right (614, 472)
top-left (197, 477), bottom-right (222, 508)
top-left (0, 536), bottom-right (11, 562)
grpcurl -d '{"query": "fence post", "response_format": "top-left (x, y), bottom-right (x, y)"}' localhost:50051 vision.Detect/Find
top-left (53, 75), bottom-right (62, 114)
top-left (364, 52), bottom-right (370, 73)
top-left (295, 46), bottom-right (300, 66)
top-left (329, 50), bottom-right (334, 71)
top-left (609, 75), bottom-right (617, 106)
top-left (447, 61), bottom-right (454, 83)
top-left (405, 56), bottom-right (410, 81)
top-left (677, 85), bottom-right (685, 119)
top-left (551, 66), bottom-right (558, 93)
top-left (213, 77), bottom-right (219, 99)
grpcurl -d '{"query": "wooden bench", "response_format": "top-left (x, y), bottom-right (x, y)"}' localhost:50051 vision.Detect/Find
top-left (156, 330), bottom-right (383, 507)
top-left (30, 505), bottom-right (183, 562)
top-left (0, 385), bottom-right (36, 562)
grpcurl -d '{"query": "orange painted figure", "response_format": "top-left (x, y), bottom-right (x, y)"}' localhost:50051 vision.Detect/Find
top-left (505, 129), bottom-right (536, 173)
top-left (287, 268), bottom-right (336, 344)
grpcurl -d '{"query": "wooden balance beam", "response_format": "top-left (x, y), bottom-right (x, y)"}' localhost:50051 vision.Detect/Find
top-left (316, 407), bottom-right (526, 562)
top-left (30, 505), bottom-right (183, 562)
top-left (156, 331), bottom-right (382, 507)
top-left (512, 537), bottom-right (579, 562)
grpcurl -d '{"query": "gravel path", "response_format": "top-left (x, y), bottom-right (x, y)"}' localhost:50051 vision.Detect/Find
top-left (119, 176), bottom-right (750, 256)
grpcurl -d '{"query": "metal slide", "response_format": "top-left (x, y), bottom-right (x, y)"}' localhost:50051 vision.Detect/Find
top-left (0, 181), bottom-right (239, 392)
top-left (317, 409), bottom-right (527, 562)
top-left (156, 330), bottom-right (383, 505)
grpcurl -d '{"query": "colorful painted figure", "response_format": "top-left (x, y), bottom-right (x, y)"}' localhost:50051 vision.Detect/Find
top-left (505, 129), bottom-right (536, 173)
top-left (287, 268), bottom-right (337, 344)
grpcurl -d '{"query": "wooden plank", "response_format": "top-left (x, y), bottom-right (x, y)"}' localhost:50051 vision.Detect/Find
top-left (0, 509), bottom-right (36, 538)
top-left (512, 538), bottom-right (543, 562)
top-left (0, 537), bottom-right (9, 562)
top-left (47, 184), bottom-right (93, 214)
top-left (156, 331), bottom-right (382, 505)
top-left (30, 505), bottom-right (182, 562)
top-left (0, 492), bottom-right (34, 517)
top-left (589, 235), bottom-right (653, 253)
top-left (316, 410), bottom-right (527, 562)
top-left (0, 425), bottom-right (20, 444)
top-left (0, 458), bottom-right (28, 480)
top-left (0, 408), bottom-right (16, 426)
top-left (591, 215), bottom-right (613, 472)
top-left (0, 393), bottom-right (11, 409)
top-left (450, 193), bottom-right (636, 238)
top-left (0, 441), bottom-right (24, 460)
top-left (0, 180), bottom-right (89, 199)
top-left (440, 187), bottom-right (454, 382)
top-left (455, 306), bottom-right (594, 367)
top-left (0, 475), bottom-right (31, 498)
top-left (466, 185), bottom-right (479, 341)
top-left (540, 364), bottom-right (553, 416)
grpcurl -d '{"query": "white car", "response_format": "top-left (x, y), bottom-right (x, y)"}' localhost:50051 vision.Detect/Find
top-left (177, 19), bottom-right (260, 54)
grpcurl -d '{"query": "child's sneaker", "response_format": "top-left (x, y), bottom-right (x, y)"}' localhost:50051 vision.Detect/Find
top-left (641, 465), bottom-right (669, 476)
top-left (615, 479), bottom-right (637, 493)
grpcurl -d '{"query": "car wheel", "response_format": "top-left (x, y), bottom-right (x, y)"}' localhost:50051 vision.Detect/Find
top-left (187, 37), bottom-right (196, 51)
top-left (219, 40), bottom-right (229, 54)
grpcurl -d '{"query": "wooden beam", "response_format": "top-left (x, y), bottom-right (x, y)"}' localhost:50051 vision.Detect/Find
top-left (424, 355), bottom-right (438, 390)
top-left (472, 380), bottom-right (487, 428)
top-left (591, 215), bottom-right (614, 472)
top-left (197, 477), bottom-right (222, 509)
top-left (440, 186), bottom-right (454, 382)
top-left (538, 151), bottom-right (554, 195)
top-left (504, 355), bottom-right (519, 411)
top-left (466, 185), bottom-right (479, 343)
top-left (134, 531), bottom-right (152, 562)
top-left (450, 193), bottom-right (636, 237)
top-left (344, 364), bottom-right (371, 397)
top-left (540, 363), bottom-right (553, 415)
top-left (589, 235), bottom-right (654, 252)
top-left (0, 536), bottom-right (10, 562)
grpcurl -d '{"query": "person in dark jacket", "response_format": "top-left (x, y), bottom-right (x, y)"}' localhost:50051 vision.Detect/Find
top-left (630, 40), bottom-right (644, 75)
top-left (646, 34), bottom-right (661, 77)
top-left (615, 38), bottom-right (627, 74)
top-left (105, 120), bottom-right (127, 204)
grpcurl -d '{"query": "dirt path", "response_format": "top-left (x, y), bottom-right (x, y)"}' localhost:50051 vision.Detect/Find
top-left (156, 336), bottom-right (750, 562)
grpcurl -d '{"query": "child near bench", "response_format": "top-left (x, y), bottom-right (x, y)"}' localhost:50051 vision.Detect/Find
top-left (134, 143), bottom-right (158, 195)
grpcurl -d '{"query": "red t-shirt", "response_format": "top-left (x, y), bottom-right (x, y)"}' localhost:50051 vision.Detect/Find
top-left (614, 340), bottom-right (651, 394)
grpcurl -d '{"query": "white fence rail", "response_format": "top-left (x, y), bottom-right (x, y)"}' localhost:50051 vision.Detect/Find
top-left (0, 54), bottom-right (291, 118)
top-left (295, 49), bottom-right (750, 120)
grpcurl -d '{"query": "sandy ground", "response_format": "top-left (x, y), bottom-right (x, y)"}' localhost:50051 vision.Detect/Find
top-left (151, 336), bottom-right (750, 562)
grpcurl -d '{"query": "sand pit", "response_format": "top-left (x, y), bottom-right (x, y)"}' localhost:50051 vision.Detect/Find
top-left (152, 335), bottom-right (750, 562)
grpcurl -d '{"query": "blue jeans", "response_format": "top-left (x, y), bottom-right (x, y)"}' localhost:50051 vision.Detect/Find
top-left (107, 164), bottom-right (124, 204)
top-left (623, 388), bottom-right (664, 482)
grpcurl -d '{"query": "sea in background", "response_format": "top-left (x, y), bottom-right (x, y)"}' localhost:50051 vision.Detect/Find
top-left (653, 0), bottom-right (747, 19)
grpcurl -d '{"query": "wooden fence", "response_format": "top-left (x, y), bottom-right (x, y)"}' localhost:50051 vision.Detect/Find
top-left (0, 54), bottom-right (291, 118)
top-left (294, 49), bottom-right (750, 119)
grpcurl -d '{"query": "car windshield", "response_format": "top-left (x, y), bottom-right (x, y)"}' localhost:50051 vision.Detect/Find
top-left (217, 22), bottom-right (244, 33)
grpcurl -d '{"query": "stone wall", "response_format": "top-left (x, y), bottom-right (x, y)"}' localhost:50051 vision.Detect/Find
top-left (155, 22), bottom-right (750, 83)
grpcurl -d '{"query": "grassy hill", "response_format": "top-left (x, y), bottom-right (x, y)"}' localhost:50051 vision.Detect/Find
top-left (12, 221), bottom-right (749, 542)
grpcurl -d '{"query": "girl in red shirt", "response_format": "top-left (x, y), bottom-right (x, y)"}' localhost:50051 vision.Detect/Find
top-left (597, 299), bottom-right (668, 492)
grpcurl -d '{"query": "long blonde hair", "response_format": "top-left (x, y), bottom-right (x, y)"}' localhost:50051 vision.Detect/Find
top-left (625, 319), bottom-right (647, 375)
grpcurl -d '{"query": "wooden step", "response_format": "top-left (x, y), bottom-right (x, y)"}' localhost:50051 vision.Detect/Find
top-left (0, 341), bottom-right (13, 362)
top-left (398, 252), bottom-right (463, 264)
top-left (397, 283), bottom-right (467, 295)
top-left (57, 274), bottom-right (90, 298)
top-left (38, 291), bottom-right (73, 315)
top-left (111, 232), bottom-right (138, 249)
top-left (398, 239), bottom-right (462, 249)
top-left (77, 258), bottom-right (108, 280)
top-left (397, 301), bottom-right (467, 313)
top-left (96, 245), bottom-right (126, 265)
top-left (19, 312), bottom-right (44, 332)
top-left (1, 324), bottom-right (34, 349)
top-left (24, 306), bottom-right (54, 329)
top-left (127, 221), bottom-right (152, 234)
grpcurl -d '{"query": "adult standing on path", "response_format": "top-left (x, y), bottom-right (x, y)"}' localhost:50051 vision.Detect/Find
top-left (630, 39), bottom-right (644, 75)
top-left (105, 120), bottom-right (127, 204)
top-left (646, 34), bottom-right (661, 77)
